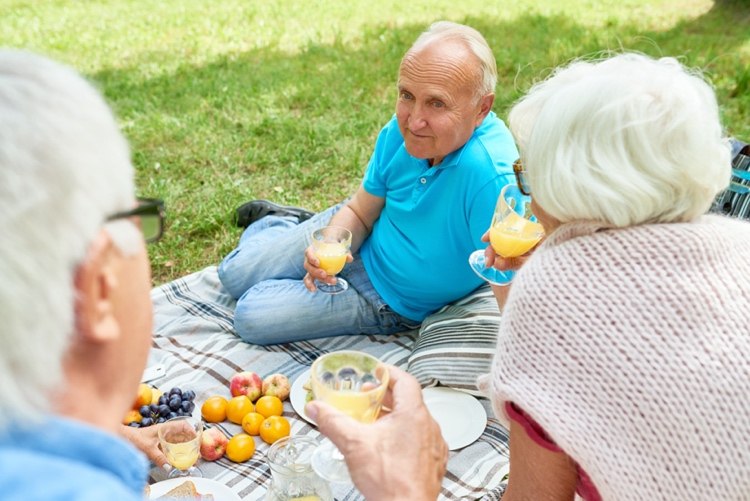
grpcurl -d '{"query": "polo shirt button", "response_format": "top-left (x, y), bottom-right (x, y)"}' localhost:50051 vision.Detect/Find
top-left (420, 178), bottom-right (427, 184)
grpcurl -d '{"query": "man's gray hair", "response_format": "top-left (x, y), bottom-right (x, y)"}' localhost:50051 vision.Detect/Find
top-left (0, 50), bottom-right (137, 428)
top-left (410, 21), bottom-right (498, 100)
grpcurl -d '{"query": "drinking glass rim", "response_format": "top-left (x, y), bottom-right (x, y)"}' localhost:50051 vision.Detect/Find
top-left (310, 350), bottom-right (389, 395)
top-left (312, 225), bottom-right (353, 239)
top-left (157, 415), bottom-right (203, 443)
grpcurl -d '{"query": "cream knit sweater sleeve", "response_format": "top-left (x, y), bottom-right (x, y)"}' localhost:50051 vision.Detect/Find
top-left (485, 215), bottom-right (750, 500)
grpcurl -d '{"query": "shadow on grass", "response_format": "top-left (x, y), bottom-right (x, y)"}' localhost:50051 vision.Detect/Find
top-left (90, 9), bottom-right (750, 282)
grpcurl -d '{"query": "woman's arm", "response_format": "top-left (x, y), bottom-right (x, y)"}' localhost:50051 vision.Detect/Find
top-left (501, 417), bottom-right (579, 501)
top-left (119, 424), bottom-right (167, 467)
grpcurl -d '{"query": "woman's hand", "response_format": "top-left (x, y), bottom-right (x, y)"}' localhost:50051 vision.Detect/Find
top-left (480, 230), bottom-right (534, 272)
top-left (120, 423), bottom-right (168, 468)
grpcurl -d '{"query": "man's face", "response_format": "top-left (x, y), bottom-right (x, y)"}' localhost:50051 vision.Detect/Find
top-left (396, 40), bottom-right (491, 166)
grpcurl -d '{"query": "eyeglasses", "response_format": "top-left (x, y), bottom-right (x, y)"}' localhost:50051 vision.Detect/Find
top-left (513, 159), bottom-right (531, 196)
top-left (107, 197), bottom-right (165, 243)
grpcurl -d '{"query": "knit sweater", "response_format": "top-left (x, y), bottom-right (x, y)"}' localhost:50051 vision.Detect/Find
top-left (483, 215), bottom-right (750, 499)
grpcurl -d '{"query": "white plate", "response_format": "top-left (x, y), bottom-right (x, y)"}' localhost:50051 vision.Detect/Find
top-left (422, 387), bottom-right (486, 450)
top-left (149, 477), bottom-right (240, 501)
top-left (290, 368), bottom-right (316, 425)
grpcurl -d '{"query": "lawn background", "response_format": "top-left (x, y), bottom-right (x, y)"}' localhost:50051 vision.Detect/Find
top-left (2, 0), bottom-right (749, 284)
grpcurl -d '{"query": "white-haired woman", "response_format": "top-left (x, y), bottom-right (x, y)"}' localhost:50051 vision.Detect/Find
top-left (482, 53), bottom-right (750, 499)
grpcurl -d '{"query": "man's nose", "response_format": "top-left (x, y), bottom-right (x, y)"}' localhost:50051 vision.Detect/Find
top-left (408, 103), bottom-right (428, 130)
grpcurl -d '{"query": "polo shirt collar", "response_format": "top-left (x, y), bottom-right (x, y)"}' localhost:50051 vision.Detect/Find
top-left (429, 125), bottom-right (483, 170)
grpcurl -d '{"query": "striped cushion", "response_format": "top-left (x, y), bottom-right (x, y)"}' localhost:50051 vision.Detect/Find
top-left (407, 284), bottom-right (500, 396)
top-left (714, 140), bottom-right (750, 218)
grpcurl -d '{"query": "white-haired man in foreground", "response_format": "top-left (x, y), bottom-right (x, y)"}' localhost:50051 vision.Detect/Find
top-left (0, 49), bottom-right (165, 498)
top-left (0, 50), bottom-right (447, 500)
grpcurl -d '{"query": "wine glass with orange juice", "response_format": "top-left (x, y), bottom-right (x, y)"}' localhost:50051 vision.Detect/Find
top-left (309, 351), bottom-right (389, 483)
top-left (468, 183), bottom-right (545, 286)
top-left (311, 226), bottom-right (352, 294)
top-left (158, 416), bottom-right (203, 478)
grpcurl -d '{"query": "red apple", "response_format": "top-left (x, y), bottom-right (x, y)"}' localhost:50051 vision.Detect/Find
top-left (262, 373), bottom-right (291, 401)
top-left (200, 427), bottom-right (229, 461)
top-left (229, 371), bottom-right (263, 401)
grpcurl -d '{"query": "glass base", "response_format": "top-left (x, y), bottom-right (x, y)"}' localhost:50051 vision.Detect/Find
top-left (310, 440), bottom-right (351, 483)
top-left (468, 250), bottom-right (515, 286)
top-left (167, 465), bottom-right (202, 478)
top-left (315, 277), bottom-right (349, 295)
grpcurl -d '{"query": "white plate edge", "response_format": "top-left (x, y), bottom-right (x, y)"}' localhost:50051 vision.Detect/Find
top-left (148, 476), bottom-right (240, 501)
top-left (422, 387), bottom-right (487, 450)
top-left (290, 368), bottom-right (315, 425)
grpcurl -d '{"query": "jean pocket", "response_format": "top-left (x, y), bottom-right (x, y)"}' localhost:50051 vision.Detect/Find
top-left (378, 304), bottom-right (421, 331)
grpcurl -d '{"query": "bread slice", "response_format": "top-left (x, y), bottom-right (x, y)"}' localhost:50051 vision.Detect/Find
top-left (156, 480), bottom-right (198, 499)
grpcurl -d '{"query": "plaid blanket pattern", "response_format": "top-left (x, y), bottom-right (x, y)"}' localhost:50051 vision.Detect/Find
top-left (148, 266), bottom-right (509, 500)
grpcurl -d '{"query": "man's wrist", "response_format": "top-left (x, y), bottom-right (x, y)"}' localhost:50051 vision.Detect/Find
top-left (377, 481), bottom-right (438, 501)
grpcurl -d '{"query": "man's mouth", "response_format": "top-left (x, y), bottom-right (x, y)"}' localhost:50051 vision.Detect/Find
top-left (408, 130), bottom-right (430, 139)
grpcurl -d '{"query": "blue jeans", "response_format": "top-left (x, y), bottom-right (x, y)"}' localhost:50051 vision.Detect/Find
top-left (218, 204), bottom-right (420, 345)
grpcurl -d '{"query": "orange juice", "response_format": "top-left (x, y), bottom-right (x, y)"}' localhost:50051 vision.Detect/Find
top-left (310, 352), bottom-right (388, 424)
top-left (315, 389), bottom-right (383, 423)
top-left (489, 212), bottom-right (544, 258)
top-left (315, 242), bottom-right (347, 275)
top-left (165, 441), bottom-right (199, 470)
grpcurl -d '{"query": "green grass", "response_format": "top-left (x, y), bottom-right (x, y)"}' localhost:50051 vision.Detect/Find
top-left (2, 0), bottom-right (749, 284)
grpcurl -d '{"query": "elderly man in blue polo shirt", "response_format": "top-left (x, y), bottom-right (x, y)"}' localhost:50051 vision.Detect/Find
top-left (219, 21), bottom-right (518, 345)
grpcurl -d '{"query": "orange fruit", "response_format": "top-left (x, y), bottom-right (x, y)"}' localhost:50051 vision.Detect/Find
top-left (150, 388), bottom-right (163, 405)
top-left (122, 409), bottom-right (142, 425)
top-left (255, 395), bottom-right (283, 418)
top-left (225, 433), bottom-right (256, 462)
top-left (201, 396), bottom-right (228, 423)
top-left (259, 415), bottom-right (291, 445)
top-left (226, 395), bottom-right (255, 424)
top-left (132, 383), bottom-right (153, 409)
top-left (241, 412), bottom-right (265, 436)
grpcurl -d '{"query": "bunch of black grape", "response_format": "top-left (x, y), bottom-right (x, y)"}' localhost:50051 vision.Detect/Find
top-left (130, 387), bottom-right (196, 428)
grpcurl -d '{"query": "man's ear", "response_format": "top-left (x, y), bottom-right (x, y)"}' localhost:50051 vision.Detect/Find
top-left (475, 93), bottom-right (495, 125)
top-left (73, 230), bottom-right (121, 343)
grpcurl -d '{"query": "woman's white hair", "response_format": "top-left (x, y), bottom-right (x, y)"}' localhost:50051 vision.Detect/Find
top-left (0, 50), bottom-right (139, 427)
top-left (509, 53), bottom-right (731, 227)
top-left (410, 21), bottom-right (498, 100)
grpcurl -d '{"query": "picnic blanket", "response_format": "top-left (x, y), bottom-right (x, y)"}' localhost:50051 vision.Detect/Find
top-left (147, 265), bottom-right (509, 500)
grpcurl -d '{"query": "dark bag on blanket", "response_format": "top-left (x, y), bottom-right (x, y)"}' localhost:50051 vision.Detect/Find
top-left (714, 139), bottom-right (750, 219)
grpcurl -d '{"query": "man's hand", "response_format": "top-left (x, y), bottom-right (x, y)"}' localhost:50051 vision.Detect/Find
top-left (306, 365), bottom-right (448, 501)
top-left (303, 245), bottom-right (353, 292)
top-left (119, 423), bottom-right (168, 468)
top-left (303, 185), bottom-right (384, 292)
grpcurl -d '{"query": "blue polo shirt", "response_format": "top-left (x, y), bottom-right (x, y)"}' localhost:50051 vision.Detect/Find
top-left (360, 112), bottom-right (518, 321)
top-left (0, 416), bottom-right (149, 500)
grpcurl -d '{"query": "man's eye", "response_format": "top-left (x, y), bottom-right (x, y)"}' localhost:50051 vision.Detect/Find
top-left (400, 92), bottom-right (413, 100)
top-left (432, 101), bottom-right (445, 108)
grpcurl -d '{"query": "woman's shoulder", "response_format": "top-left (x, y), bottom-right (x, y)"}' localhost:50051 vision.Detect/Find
top-left (539, 216), bottom-right (750, 255)
top-left (512, 215), bottom-right (750, 308)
